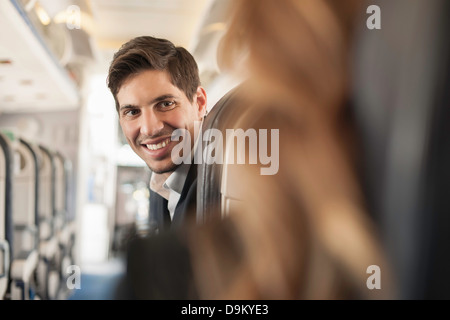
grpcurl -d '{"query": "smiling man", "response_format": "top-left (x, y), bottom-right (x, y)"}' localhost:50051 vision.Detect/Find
top-left (107, 36), bottom-right (207, 232)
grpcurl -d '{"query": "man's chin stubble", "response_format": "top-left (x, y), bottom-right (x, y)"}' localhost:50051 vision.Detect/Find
top-left (148, 162), bottom-right (179, 174)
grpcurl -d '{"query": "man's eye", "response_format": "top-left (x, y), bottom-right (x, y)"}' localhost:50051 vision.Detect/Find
top-left (159, 101), bottom-right (175, 109)
top-left (123, 109), bottom-right (139, 116)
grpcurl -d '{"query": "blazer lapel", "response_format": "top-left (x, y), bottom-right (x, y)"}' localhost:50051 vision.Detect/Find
top-left (149, 189), bottom-right (171, 232)
top-left (172, 164), bottom-right (197, 227)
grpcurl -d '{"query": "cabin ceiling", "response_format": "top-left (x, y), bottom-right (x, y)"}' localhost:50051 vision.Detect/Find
top-left (0, 0), bottom-right (230, 114)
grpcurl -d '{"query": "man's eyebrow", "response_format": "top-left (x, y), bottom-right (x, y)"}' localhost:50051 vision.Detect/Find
top-left (150, 94), bottom-right (177, 104)
top-left (119, 94), bottom-right (177, 111)
top-left (119, 104), bottom-right (137, 112)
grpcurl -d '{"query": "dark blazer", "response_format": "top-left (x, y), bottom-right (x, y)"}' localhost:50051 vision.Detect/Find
top-left (148, 163), bottom-right (198, 233)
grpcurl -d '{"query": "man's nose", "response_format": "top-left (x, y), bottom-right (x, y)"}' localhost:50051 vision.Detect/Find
top-left (140, 109), bottom-right (164, 137)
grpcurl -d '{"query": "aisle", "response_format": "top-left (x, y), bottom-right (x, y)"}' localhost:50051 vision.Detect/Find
top-left (66, 258), bottom-right (125, 300)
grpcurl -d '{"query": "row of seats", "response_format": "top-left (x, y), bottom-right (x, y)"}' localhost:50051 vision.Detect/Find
top-left (0, 131), bottom-right (75, 300)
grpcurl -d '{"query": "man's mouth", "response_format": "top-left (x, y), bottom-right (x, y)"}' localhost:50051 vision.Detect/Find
top-left (145, 137), bottom-right (171, 150)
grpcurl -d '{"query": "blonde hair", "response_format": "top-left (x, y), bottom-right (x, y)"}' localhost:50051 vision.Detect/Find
top-left (187, 0), bottom-right (394, 299)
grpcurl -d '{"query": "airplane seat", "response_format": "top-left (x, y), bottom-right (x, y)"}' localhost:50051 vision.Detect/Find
top-left (0, 133), bottom-right (13, 300)
top-left (35, 145), bottom-right (60, 300)
top-left (198, 82), bottom-right (280, 224)
top-left (196, 86), bottom-right (246, 223)
top-left (53, 152), bottom-right (74, 295)
top-left (351, 0), bottom-right (450, 299)
top-left (198, 80), bottom-right (286, 224)
top-left (8, 137), bottom-right (40, 300)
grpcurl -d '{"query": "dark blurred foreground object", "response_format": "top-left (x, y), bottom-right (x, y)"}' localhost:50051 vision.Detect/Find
top-left (353, 0), bottom-right (450, 299)
top-left (115, 229), bottom-right (198, 300)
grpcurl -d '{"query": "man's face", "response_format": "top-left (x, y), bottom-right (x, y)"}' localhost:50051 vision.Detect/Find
top-left (117, 69), bottom-right (207, 174)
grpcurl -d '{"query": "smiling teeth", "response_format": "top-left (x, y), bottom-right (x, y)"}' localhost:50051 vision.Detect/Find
top-left (146, 138), bottom-right (171, 150)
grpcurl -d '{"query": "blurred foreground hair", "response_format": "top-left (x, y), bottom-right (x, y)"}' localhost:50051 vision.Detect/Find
top-left (186, 0), bottom-right (395, 299)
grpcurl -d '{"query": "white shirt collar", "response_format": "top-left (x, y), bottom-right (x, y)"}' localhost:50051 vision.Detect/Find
top-left (163, 162), bottom-right (191, 196)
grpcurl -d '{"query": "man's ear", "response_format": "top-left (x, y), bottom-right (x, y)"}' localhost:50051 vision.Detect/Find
top-left (195, 86), bottom-right (207, 118)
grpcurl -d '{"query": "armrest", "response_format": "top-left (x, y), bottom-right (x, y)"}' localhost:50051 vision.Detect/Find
top-left (0, 239), bottom-right (10, 278)
top-left (10, 249), bottom-right (38, 281)
top-left (39, 237), bottom-right (59, 259)
top-left (59, 221), bottom-right (75, 246)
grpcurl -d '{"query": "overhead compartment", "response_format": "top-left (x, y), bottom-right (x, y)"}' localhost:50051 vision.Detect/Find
top-left (0, 0), bottom-right (82, 113)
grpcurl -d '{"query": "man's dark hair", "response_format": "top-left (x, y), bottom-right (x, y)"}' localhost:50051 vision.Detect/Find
top-left (107, 36), bottom-right (200, 111)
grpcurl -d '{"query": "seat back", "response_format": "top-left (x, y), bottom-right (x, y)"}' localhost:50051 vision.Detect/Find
top-left (35, 145), bottom-right (60, 299)
top-left (53, 152), bottom-right (67, 236)
top-left (12, 138), bottom-right (39, 258)
top-left (0, 132), bottom-right (13, 299)
top-left (53, 151), bottom-right (76, 286)
top-left (38, 146), bottom-right (54, 242)
top-left (196, 86), bottom-right (245, 223)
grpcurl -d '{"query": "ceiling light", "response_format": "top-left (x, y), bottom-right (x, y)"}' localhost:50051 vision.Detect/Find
top-left (53, 9), bottom-right (94, 35)
top-left (35, 2), bottom-right (51, 26)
